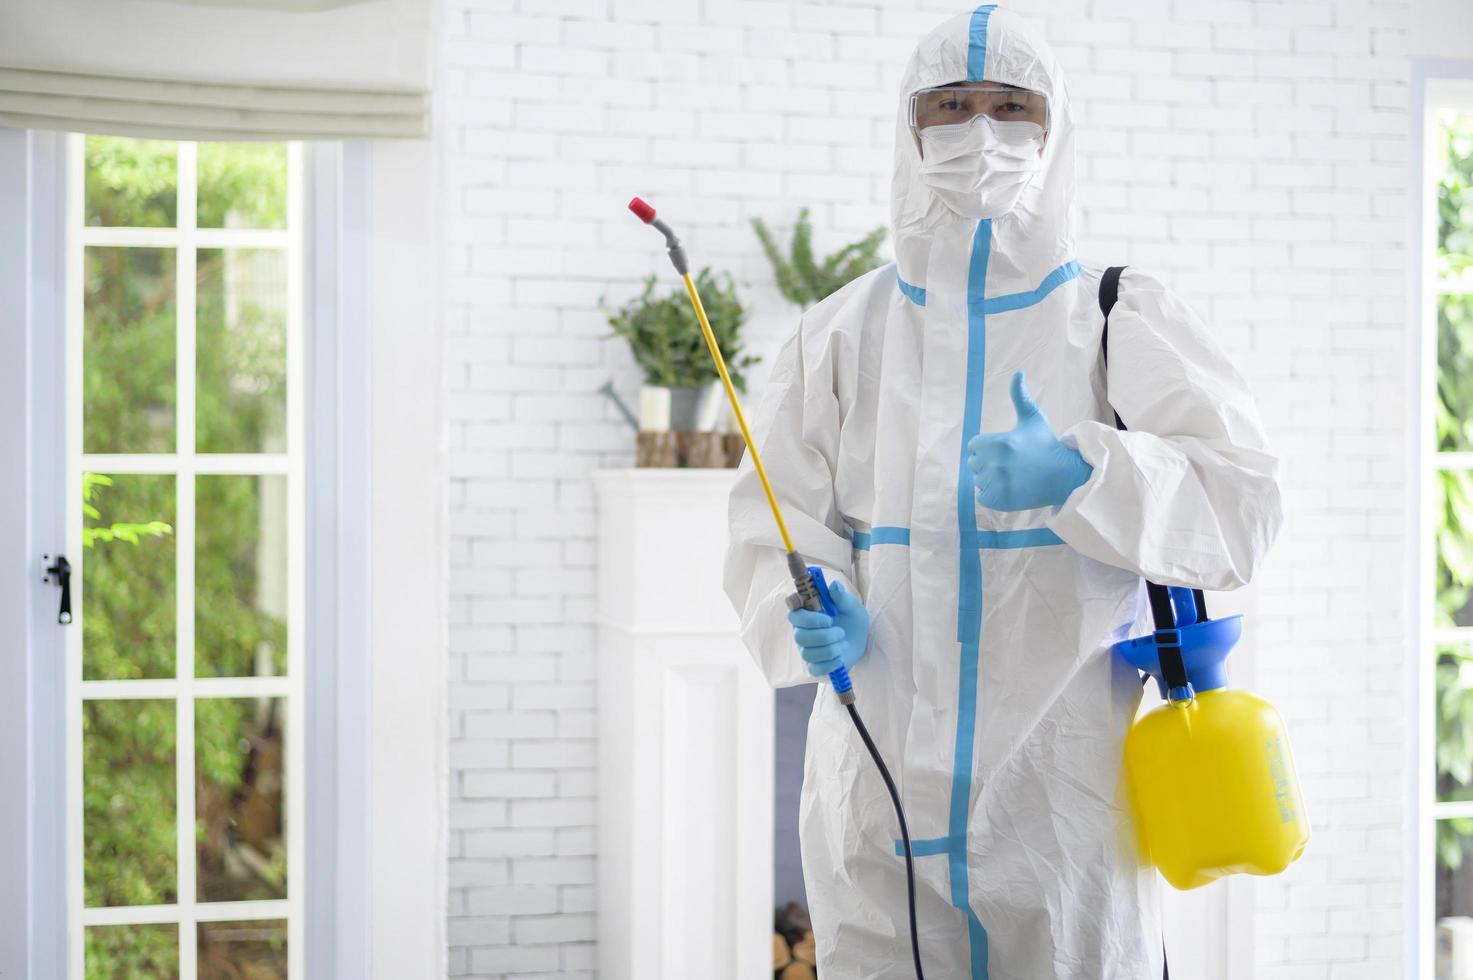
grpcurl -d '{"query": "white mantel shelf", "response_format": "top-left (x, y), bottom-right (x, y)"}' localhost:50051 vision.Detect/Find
top-left (592, 468), bottom-right (775, 980)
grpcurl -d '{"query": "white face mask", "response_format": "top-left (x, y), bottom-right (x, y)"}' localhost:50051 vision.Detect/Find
top-left (917, 117), bottom-right (1044, 219)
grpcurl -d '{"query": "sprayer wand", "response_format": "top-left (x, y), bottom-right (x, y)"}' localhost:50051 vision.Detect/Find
top-left (627, 197), bottom-right (924, 979)
top-left (627, 195), bottom-right (854, 704)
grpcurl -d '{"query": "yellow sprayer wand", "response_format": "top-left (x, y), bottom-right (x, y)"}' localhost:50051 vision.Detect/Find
top-left (627, 196), bottom-right (927, 980)
top-left (626, 196), bottom-right (851, 698)
top-left (680, 269), bottom-right (793, 551)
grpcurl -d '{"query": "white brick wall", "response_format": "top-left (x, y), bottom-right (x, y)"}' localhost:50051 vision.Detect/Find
top-left (440, 0), bottom-right (1413, 976)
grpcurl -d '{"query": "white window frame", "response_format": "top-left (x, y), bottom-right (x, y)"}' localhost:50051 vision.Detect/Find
top-left (1412, 64), bottom-right (1473, 980)
top-left (0, 130), bottom-right (372, 978)
top-left (303, 140), bottom-right (373, 980)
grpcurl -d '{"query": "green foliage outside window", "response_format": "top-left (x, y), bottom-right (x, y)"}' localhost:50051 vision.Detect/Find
top-left (86, 138), bottom-right (177, 229)
top-left (86, 923), bottom-right (180, 980)
top-left (197, 143), bottom-right (287, 229)
top-left (1434, 111), bottom-right (1473, 898)
top-left (1440, 115), bottom-right (1473, 282)
top-left (83, 473), bottom-right (173, 548)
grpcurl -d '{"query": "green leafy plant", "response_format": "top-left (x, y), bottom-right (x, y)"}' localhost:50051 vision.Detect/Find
top-left (603, 267), bottom-right (758, 391)
top-left (82, 473), bottom-right (173, 548)
top-left (751, 207), bottom-right (887, 308)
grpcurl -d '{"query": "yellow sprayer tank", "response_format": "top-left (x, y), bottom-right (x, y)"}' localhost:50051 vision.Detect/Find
top-left (1114, 589), bottom-right (1309, 891)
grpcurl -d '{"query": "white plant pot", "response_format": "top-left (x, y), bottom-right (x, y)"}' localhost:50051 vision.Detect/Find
top-left (639, 385), bottom-right (672, 432)
top-left (641, 382), bottom-right (723, 432)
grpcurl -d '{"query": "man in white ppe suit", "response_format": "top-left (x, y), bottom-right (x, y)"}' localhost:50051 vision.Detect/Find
top-left (724, 5), bottom-right (1283, 979)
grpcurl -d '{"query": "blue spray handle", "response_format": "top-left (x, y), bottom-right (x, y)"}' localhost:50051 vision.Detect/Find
top-left (806, 566), bottom-right (853, 697)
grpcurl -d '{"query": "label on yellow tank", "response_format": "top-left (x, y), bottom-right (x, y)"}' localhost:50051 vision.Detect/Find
top-left (1266, 734), bottom-right (1296, 824)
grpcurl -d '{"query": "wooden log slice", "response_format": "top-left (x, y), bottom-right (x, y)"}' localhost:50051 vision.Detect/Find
top-left (635, 430), bottom-right (678, 468)
top-left (723, 433), bottom-right (746, 468)
top-left (676, 430), bottom-right (729, 468)
top-left (778, 961), bottom-right (817, 980)
top-left (773, 932), bottom-right (792, 971)
top-left (776, 901), bottom-right (811, 942)
top-left (792, 930), bottom-right (817, 966)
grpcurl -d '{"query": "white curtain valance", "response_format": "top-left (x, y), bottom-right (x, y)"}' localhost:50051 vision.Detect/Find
top-left (0, 0), bottom-right (432, 140)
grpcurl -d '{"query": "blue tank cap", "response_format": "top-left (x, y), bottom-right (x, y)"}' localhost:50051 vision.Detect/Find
top-left (1112, 614), bottom-right (1243, 701)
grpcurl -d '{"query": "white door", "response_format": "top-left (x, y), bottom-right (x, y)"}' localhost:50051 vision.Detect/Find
top-left (2, 130), bottom-right (310, 980)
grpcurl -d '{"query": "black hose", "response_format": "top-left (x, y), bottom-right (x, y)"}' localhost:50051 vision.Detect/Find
top-left (843, 701), bottom-right (925, 980)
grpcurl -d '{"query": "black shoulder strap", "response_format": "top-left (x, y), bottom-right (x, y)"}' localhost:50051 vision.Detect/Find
top-left (1097, 265), bottom-right (1202, 697)
top-left (1099, 266), bottom-right (1125, 430)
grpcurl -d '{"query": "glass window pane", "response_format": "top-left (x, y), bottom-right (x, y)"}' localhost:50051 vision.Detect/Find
top-left (84, 699), bottom-right (177, 907)
top-left (198, 919), bottom-right (287, 980)
top-left (1438, 645), bottom-right (1473, 803)
top-left (1439, 819), bottom-right (1473, 921)
top-left (197, 143), bottom-right (288, 230)
top-left (196, 248), bottom-right (288, 453)
top-left (86, 923), bottom-right (180, 980)
top-left (83, 473), bottom-right (176, 680)
top-left (1439, 294), bottom-right (1473, 452)
top-left (196, 697), bottom-right (287, 902)
top-left (84, 246), bottom-right (177, 454)
top-left (85, 136), bottom-right (177, 228)
top-left (1439, 110), bottom-right (1473, 280)
top-left (1438, 468), bottom-right (1473, 629)
top-left (196, 475), bottom-right (288, 678)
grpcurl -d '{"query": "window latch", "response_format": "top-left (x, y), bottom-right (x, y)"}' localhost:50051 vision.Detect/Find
top-left (43, 554), bottom-right (72, 625)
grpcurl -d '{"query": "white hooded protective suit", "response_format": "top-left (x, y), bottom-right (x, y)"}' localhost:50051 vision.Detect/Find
top-left (724, 5), bottom-right (1283, 979)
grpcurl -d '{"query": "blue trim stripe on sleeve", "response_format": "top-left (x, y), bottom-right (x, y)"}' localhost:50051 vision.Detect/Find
top-left (894, 836), bottom-right (951, 857)
top-left (852, 526), bottom-right (911, 551)
top-left (966, 5), bottom-right (997, 82)
top-left (981, 259), bottom-right (1082, 314)
top-left (973, 527), bottom-right (1064, 549)
top-left (897, 270), bottom-right (927, 307)
top-left (852, 526), bottom-right (1062, 551)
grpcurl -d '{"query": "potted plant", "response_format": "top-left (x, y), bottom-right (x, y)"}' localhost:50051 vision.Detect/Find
top-left (752, 207), bottom-right (887, 308)
top-left (603, 267), bottom-right (757, 467)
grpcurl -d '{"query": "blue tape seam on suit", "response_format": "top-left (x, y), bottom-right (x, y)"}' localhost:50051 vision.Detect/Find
top-left (897, 271), bottom-right (928, 306)
top-left (852, 526), bottom-right (1062, 551)
top-left (898, 259), bottom-right (1079, 311)
top-left (949, 212), bottom-right (992, 980)
top-left (957, 11), bottom-right (997, 974)
top-left (983, 260), bottom-right (1081, 313)
top-left (966, 4), bottom-right (995, 82)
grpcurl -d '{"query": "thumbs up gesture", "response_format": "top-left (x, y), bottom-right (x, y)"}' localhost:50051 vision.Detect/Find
top-left (967, 371), bottom-right (1094, 512)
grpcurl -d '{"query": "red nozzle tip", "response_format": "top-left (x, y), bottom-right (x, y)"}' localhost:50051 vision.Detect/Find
top-left (628, 197), bottom-right (656, 223)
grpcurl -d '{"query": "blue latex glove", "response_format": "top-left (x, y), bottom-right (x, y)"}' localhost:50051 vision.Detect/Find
top-left (968, 371), bottom-right (1093, 512)
top-left (787, 580), bottom-right (870, 678)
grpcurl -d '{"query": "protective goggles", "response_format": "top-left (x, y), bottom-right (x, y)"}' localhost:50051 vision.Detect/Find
top-left (908, 83), bottom-right (1048, 142)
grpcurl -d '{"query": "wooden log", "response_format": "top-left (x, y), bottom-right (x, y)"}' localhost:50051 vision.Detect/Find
top-left (775, 902), bottom-right (811, 944)
top-left (778, 961), bottom-right (816, 980)
top-left (773, 932), bottom-right (792, 971)
top-left (676, 430), bottom-right (728, 469)
top-left (723, 433), bottom-right (746, 468)
top-left (791, 930), bottom-right (817, 966)
top-left (635, 431), bottom-right (678, 468)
